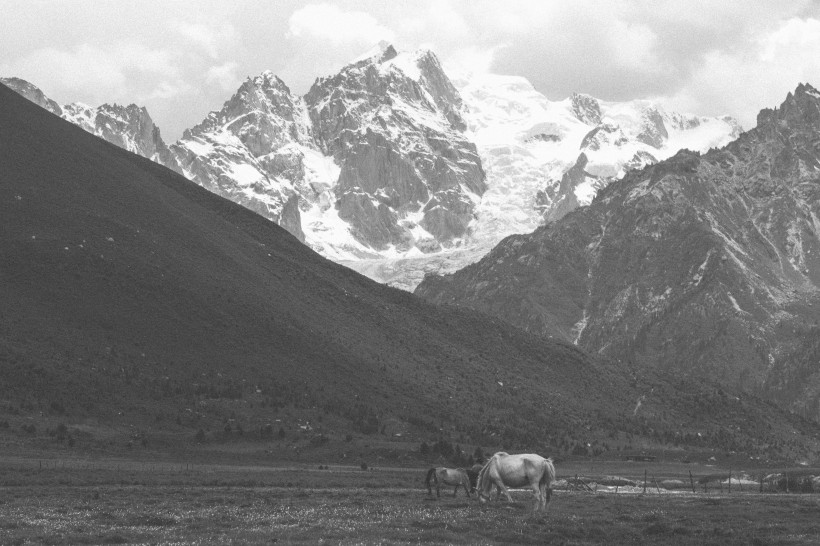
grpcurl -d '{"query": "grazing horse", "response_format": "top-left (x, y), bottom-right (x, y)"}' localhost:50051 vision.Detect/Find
top-left (476, 452), bottom-right (556, 511)
top-left (425, 467), bottom-right (472, 498)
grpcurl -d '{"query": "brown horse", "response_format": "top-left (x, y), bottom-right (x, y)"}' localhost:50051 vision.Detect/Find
top-left (476, 452), bottom-right (556, 511)
top-left (425, 467), bottom-right (472, 498)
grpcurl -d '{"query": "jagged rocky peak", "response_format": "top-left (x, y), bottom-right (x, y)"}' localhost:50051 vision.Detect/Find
top-left (1, 77), bottom-right (63, 116)
top-left (757, 82), bottom-right (820, 131)
top-left (635, 105), bottom-right (669, 148)
top-left (171, 70), bottom-right (317, 243)
top-left (185, 70), bottom-right (312, 152)
top-left (93, 103), bottom-right (174, 162)
top-left (571, 93), bottom-right (602, 125)
top-left (304, 45), bottom-right (485, 250)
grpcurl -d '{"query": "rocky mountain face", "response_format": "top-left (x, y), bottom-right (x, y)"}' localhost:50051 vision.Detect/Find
top-left (417, 83), bottom-right (820, 418)
top-left (304, 45), bottom-right (486, 252)
top-left (0, 77), bottom-right (178, 171)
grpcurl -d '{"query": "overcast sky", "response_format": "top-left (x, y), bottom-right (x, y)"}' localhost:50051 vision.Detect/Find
top-left (3, 0), bottom-right (820, 140)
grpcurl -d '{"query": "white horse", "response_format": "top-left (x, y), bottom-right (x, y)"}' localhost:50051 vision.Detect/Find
top-left (476, 452), bottom-right (556, 511)
top-left (425, 467), bottom-right (472, 498)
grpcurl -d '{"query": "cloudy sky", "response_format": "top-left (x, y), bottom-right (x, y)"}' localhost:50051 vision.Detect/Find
top-left (3, 0), bottom-right (820, 140)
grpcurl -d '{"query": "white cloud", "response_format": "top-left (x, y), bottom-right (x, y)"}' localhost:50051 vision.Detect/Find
top-left (661, 17), bottom-right (820, 127)
top-left (140, 80), bottom-right (195, 101)
top-left (0, 42), bottom-right (189, 104)
top-left (173, 21), bottom-right (237, 60)
top-left (205, 61), bottom-right (240, 92)
top-left (444, 46), bottom-right (503, 81)
top-left (288, 3), bottom-right (395, 45)
top-left (608, 20), bottom-right (659, 71)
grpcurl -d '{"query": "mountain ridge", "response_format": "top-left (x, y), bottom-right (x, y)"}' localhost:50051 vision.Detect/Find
top-left (416, 83), bottom-right (820, 418)
top-left (2, 51), bottom-right (741, 290)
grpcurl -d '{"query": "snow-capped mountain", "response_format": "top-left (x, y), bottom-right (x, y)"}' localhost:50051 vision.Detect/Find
top-left (2, 51), bottom-right (740, 291)
top-left (344, 70), bottom-right (740, 289)
top-left (417, 83), bottom-right (820, 418)
top-left (169, 44), bottom-right (485, 258)
top-left (0, 77), bottom-right (178, 170)
top-left (457, 73), bottom-right (741, 244)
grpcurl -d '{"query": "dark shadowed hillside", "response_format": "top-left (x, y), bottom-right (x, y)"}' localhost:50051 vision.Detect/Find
top-left (1, 83), bottom-right (819, 462)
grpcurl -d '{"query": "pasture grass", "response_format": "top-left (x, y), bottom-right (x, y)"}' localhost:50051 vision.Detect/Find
top-left (1, 460), bottom-right (819, 544)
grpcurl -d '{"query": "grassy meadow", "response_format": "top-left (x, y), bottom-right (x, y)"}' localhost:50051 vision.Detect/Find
top-left (1, 457), bottom-right (819, 545)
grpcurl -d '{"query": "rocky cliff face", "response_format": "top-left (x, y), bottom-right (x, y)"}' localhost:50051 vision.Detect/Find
top-left (1, 77), bottom-right (178, 173)
top-left (417, 83), bottom-right (820, 418)
top-left (304, 45), bottom-right (485, 251)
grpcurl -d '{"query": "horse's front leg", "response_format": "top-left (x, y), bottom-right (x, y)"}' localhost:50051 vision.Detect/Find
top-left (452, 484), bottom-right (458, 497)
top-left (436, 483), bottom-right (441, 498)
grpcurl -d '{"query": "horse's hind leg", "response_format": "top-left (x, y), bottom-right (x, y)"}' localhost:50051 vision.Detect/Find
top-left (530, 482), bottom-right (543, 512)
top-left (537, 482), bottom-right (547, 511)
top-left (453, 485), bottom-right (458, 497)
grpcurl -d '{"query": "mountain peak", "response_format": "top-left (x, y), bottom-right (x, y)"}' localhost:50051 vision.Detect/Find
top-left (350, 40), bottom-right (395, 64)
top-left (247, 71), bottom-right (291, 94)
top-left (794, 82), bottom-right (820, 97)
top-left (570, 92), bottom-right (602, 125)
top-left (757, 81), bottom-right (820, 129)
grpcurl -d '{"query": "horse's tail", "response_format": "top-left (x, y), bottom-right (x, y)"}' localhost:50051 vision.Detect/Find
top-left (541, 457), bottom-right (556, 488)
top-left (476, 454), bottom-right (499, 499)
top-left (541, 457), bottom-right (556, 508)
top-left (425, 467), bottom-right (436, 489)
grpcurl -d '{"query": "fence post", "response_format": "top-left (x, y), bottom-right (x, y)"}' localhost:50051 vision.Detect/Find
top-left (689, 470), bottom-right (695, 493)
top-left (643, 470), bottom-right (647, 494)
top-left (759, 473), bottom-right (763, 493)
